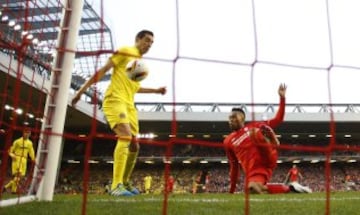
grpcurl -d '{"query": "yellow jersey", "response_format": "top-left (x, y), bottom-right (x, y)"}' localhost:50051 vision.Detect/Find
top-left (104, 46), bottom-right (141, 105)
top-left (10, 137), bottom-right (35, 161)
top-left (144, 175), bottom-right (152, 186)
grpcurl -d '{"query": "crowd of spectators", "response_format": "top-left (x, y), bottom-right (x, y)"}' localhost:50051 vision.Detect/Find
top-left (62, 141), bottom-right (359, 160)
top-left (56, 162), bottom-right (360, 194)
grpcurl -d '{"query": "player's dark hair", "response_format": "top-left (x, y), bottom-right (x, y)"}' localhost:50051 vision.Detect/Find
top-left (136, 30), bottom-right (154, 40)
top-left (23, 127), bottom-right (31, 133)
top-left (231, 107), bottom-right (246, 117)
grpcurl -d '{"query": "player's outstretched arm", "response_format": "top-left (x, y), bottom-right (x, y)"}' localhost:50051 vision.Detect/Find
top-left (224, 145), bottom-right (239, 193)
top-left (137, 87), bottom-right (166, 95)
top-left (71, 59), bottom-right (113, 106)
top-left (268, 83), bottom-right (287, 127)
top-left (278, 83), bottom-right (287, 98)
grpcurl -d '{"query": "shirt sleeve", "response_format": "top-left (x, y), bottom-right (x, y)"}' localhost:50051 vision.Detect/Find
top-left (8, 139), bottom-right (17, 156)
top-left (268, 97), bottom-right (285, 128)
top-left (110, 47), bottom-right (129, 67)
top-left (224, 141), bottom-right (239, 193)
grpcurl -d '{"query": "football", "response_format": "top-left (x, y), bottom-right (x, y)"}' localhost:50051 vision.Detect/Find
top-left (125, 59), bottom-right (149, 82)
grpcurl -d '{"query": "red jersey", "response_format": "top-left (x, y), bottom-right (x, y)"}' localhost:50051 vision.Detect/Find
top-left (224, 97), bottom-right (285, 193)
top-left (166, 176), bottom-right (175, 192)
top-left (288, 167), bottom-right (301, 182)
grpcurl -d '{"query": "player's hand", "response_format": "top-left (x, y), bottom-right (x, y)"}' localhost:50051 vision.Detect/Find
top-left (278, 83), bottom-right (287, 98)
top-left (157, 87), bottom-right (167, 95)
top-left (9, 153), bottom-right (16, 159)
top-left (71, 93), bottom-right (81, 106)
top-left (260, 124), bottom-right (280, 146)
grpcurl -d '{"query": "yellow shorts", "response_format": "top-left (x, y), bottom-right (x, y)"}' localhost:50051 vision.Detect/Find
top-left (12, 157), bottom-right (27, 176)
top-left (102, 98), bottom-right (139, 135)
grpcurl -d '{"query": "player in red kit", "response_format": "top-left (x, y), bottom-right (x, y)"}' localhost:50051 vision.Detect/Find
top-left (224, 84), bottom-right (312, 194)
top-left (284, 164), bottom-right (312, 193)
top-left (166, 175), bottom-right (175, 193)
top-left (284, 164), bottom-right (303, 183)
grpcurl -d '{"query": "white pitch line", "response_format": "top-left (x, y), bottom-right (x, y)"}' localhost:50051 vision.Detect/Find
top-left (85, 196), bottom-right (360, 203)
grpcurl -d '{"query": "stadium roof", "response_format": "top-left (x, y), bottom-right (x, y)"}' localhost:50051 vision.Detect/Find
top-left (0, 0), bottom-right (114, 99)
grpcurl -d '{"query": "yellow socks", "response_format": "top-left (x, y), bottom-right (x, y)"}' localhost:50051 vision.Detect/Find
top-left (111, 137), bottom-right (131, 190)
top-left (123, 151), bottom-right (138, 184)
top-left (5, 177), bottom-right (19, 193)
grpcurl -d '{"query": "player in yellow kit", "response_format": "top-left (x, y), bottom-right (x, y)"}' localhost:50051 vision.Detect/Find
top-left (72, 30), bottom-right (166, 196)
top-left (144, 175), bottom-right (153, 194)
top-left (4, 128), bottom-right (35, 193)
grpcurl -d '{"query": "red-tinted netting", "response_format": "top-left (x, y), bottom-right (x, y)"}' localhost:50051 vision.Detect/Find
top-left (1, 1), bottom-right (360, 215)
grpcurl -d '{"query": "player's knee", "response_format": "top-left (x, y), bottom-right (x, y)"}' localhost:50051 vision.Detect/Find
top-left (129, 143), bottom-right (139, 152)
top-left (129, 138), bottom-right (140, 152)
top-left (248, 182), bottom-right (264, 194)
top-left (247, 182), bottom-right (256, 192)
top-left (113, 123), bottom-right (131, 137)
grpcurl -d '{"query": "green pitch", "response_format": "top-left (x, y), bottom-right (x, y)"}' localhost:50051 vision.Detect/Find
top-left (1, 192), bottom-right (359, 215)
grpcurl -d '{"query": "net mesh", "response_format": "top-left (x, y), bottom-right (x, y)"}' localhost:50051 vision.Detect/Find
top-left (0, 0), bottom-right (360, 215)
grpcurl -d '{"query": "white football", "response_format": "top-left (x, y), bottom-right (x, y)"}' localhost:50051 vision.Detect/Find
top-left (125, 59), bottom-right (149, 82)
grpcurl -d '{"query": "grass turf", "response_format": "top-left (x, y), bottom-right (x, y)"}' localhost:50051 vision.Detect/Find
top-left (0, 192), bottom-right (359, 215)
